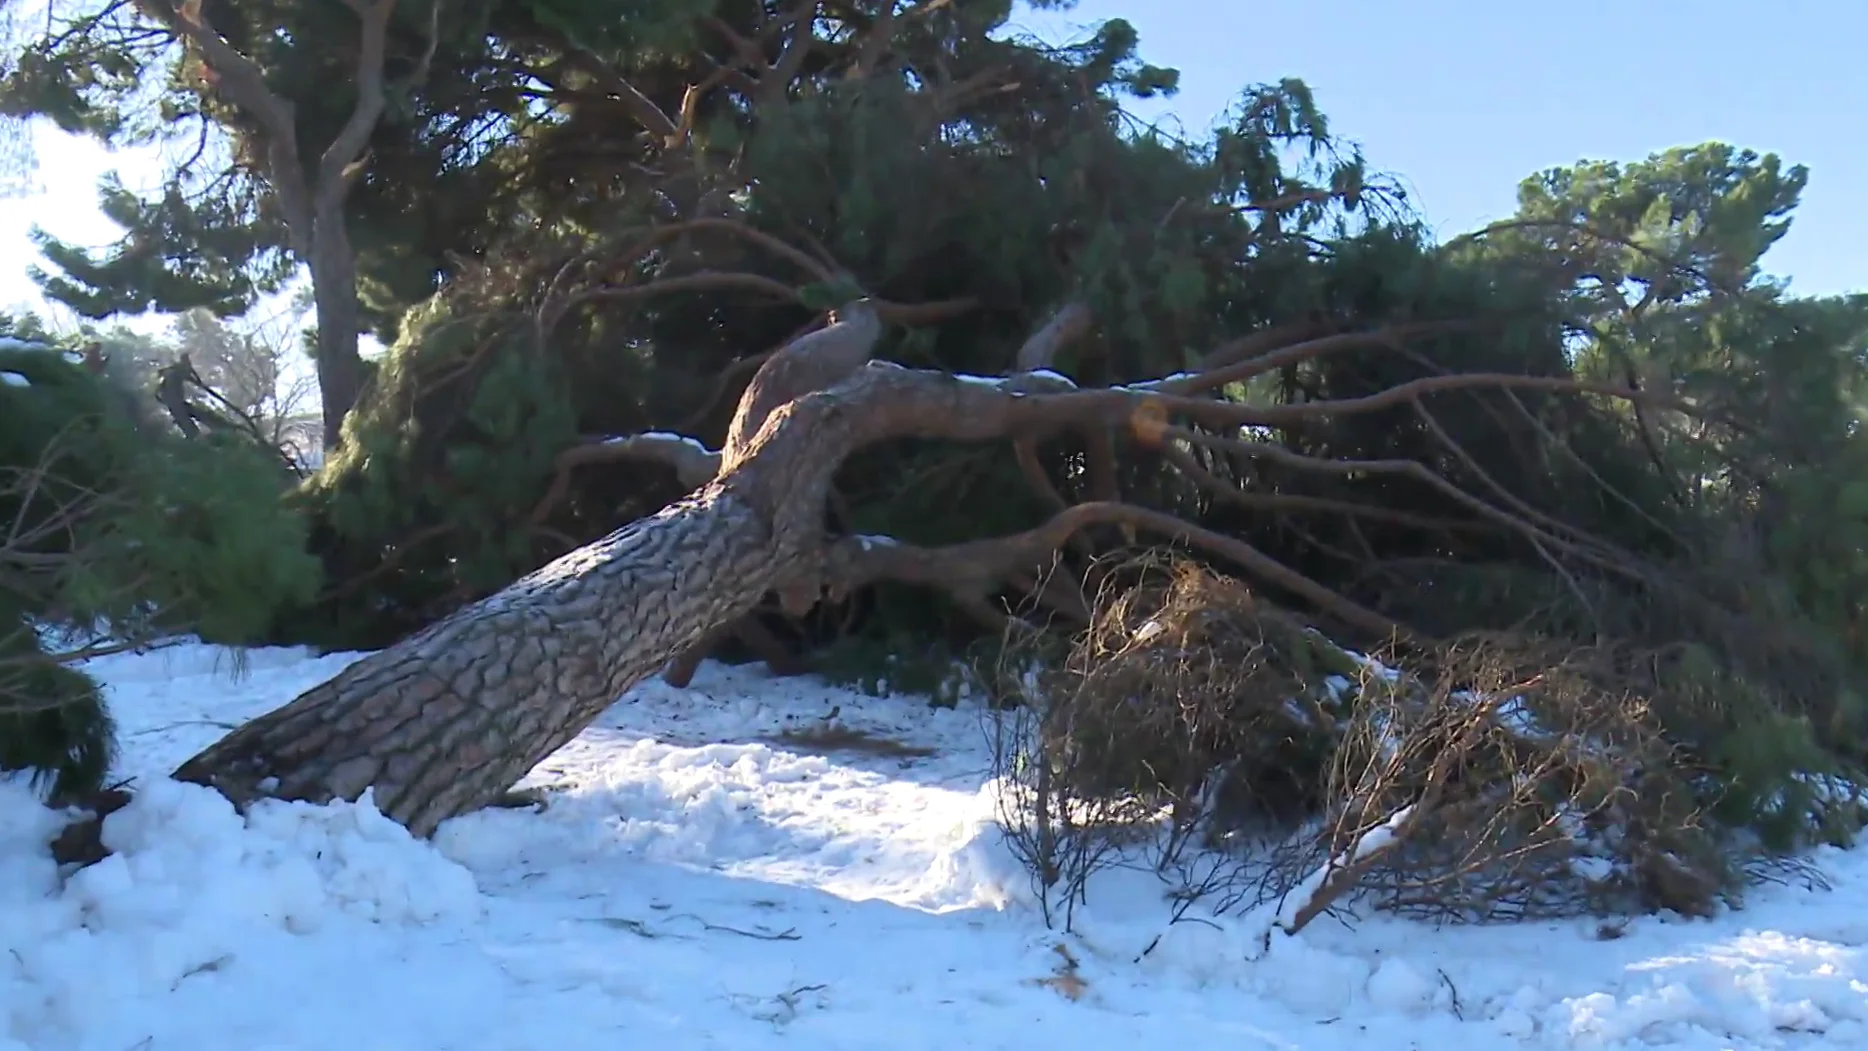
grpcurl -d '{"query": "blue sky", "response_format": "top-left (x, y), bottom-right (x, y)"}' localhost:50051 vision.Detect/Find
top-left (1, 0), bottom-right (1862, 325)
top-left (1012, 0), bottom-right (1865, 296)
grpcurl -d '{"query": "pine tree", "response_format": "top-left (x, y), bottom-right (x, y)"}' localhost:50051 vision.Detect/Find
top-left (0, 326), bottom-right (322, 798)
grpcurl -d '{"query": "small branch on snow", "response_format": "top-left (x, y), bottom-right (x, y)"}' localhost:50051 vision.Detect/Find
top-left (1270, 805), bottom-right (1418, 940)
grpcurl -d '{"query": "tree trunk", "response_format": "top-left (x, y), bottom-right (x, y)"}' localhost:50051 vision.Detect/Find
top-left (170, 357), bottom-right (1172, 835)
top-left (308, 217), bottom-right (367, 450)
top-left (142, 0), bottom-right (399, 451)
top-left (173, 307), bottom-right (904, 834)
top-left (174, 487), bottom-right (794, 836)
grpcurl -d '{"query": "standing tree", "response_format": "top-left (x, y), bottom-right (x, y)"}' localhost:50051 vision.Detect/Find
top-left (6, 0), bottom-right (440, 446)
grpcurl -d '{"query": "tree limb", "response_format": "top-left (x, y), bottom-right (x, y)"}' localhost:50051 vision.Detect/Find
top-left (1240, 372), bottom-right (1677, 429)
top-left (820, 502), bottom-right (1407, 642)
top-left (559, 42), bottom-right (680, 141)
top-left (1157, 321), bottom-right (1480, 397)
top-left (1006, 301), bottom-right (1108, 547)
top-left (528, 433), bottom-right (721, 527)
top-left (1160, 423), bottom-right (1630, 581)
top-left (724, 299), bottom-right (885, 467)
top-left (703, 1), bottom-right (818, 108)
top-left (317, 0), bottom-right (400, 193)
top-left (848, 0), bottom-right (901, 79)
top-left (140, 0), bottom-right (314, 245)
top-left (1155, 443), bottom-right (1487, 535)
top-left (1014, 300), bottom-right (1093, 373)
top-left (764, 0), bottom-right (820, 105)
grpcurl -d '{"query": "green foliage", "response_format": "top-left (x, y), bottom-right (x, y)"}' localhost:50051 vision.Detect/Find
top-left (291, 299), bottom-right (579, 646)
top-left (1504, 143), bottom-right (1804, 294)
top-left (28, 175), bottom-right (294, 319)
top-left (0, 342), bottom-right (321, 642)
top-left (79, 434), bottom-right (323, 644)
top-left (0, 604), bottom-right (114, 801)
top-left (0, 330), bottom-right (319, 793)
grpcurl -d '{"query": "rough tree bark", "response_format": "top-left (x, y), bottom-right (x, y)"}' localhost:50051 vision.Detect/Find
top-left (174, 299), bottom-right (1671, 837)
top-left (175, 488), bottom-right (794, 835)
top-left (174, 304), bottom-right (895, 834)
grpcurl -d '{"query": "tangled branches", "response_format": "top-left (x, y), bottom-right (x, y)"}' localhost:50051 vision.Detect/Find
top-left (2, 340), bottom-right (321, 799)
top-left (986, 561), bottom-right (1857, 938)
top-left (0, 428), bottom-right (127, 799)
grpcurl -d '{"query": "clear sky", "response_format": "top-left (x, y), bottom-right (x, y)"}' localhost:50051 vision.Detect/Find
top-left (1011, 0), bottom-right (1866, 297)
top-left (1, 0), bottom-right (1862, 327)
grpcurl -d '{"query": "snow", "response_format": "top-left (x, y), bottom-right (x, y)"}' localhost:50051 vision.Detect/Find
top-left (949, 370), bottom-right (1078, 393)
top-left (0, 370), bottom-right (28, 387)
top-left (1125, 372), bottom-right (1198, 391)
top-left (618, 431), bottom-right (717, 455)
top-left (3, 643), bottom-right (1867, 1050)
top-left (1025, 368), bottom-right (1078, 387)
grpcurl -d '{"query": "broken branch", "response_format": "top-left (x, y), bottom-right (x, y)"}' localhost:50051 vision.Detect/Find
top-left (529, 433), bottom-right (721, 527)
top-left (819, 501), bottom-right (1407, 642)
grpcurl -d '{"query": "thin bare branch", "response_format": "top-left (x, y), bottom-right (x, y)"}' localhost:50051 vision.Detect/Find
top-left (1195, 319), bottom-right (1336, 371)
top-left (529, 434), bottom-right (721, 527)
top-left (1155, 443), bottom-right (1488, 535)
top-left (1243, 372), bottom-right (1665, 429)
top-left (822, 502), bottom-right (1407, 641)
top-left (1160, 321), bottom-right (1479, 398)
top-left (561, 42), bottom-right (680, 141)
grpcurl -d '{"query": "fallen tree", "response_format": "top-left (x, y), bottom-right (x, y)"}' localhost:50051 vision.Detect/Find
top-left (19, 2), bottom-right (1865, 888)
top-left (168, 296), bottom-right (1703, 837)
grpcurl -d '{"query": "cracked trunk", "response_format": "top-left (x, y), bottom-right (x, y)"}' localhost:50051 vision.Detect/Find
top-left (173, 487), bottom-right (793, 836)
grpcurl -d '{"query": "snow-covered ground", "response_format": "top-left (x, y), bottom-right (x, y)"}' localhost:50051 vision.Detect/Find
top-left (2, 643), bottom-right (1865, 1050)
